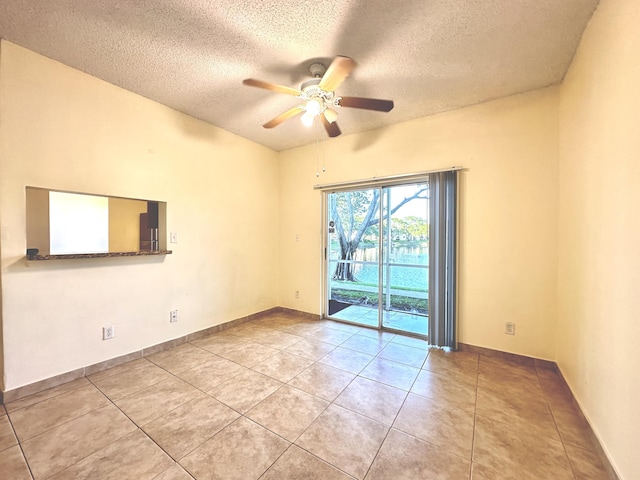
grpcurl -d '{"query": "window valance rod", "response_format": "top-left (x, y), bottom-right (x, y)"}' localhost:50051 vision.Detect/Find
top-left (313, 166), bottom-right (464, 191)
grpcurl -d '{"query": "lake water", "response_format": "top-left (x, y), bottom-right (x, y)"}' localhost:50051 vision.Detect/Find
top-left (350, 245), bottom-right (428, 290)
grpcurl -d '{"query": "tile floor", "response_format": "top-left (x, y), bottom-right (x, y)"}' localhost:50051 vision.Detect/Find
top-left (0, 313), bottom-right (611, 479)
top-left (330, 304), bottom-right (428, 336)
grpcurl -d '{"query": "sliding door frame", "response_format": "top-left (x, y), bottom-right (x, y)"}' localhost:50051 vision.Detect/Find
top-left (318, 167), bottom-right (461, 342)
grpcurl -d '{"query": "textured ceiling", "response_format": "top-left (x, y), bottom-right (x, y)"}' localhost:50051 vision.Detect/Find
top-left (0, 0), bottom-right (599, 151)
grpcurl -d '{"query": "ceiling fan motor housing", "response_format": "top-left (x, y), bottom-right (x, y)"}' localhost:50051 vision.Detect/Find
top-left (299, 78), bottom-right (336, 113)
top-left (300, 77), bottom-right (322, 92)
top-left (309, 62), bottom-right (326, 78)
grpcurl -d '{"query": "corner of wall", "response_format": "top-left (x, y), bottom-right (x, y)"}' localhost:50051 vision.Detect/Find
top-left (0, 37), bottom-right (6, 394)
top-left (0, 257), bottom-right (4, 394)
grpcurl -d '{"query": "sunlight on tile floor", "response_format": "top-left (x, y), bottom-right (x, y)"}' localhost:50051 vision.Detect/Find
top-left (0, 313), bottom-right (610, 479)
top-left (329, 305), bottom-right (428, 336)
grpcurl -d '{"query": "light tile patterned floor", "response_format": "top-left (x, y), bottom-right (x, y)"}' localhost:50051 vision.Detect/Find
top-left (330, 305), bottom-right (428, 336)
top-left (0, 313), bottom-right (611, 479)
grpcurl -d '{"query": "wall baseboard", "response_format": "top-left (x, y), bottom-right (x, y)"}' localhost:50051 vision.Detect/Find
top-left (1, 306), bottom-right (283, 404)
top-left (277, 306), bottom-right (321, 320)
top-left (555, 366), bottom-right (621, 480)
top-left (458, 342), bottom-right (618, 480)
top-left (0, 312), bottom-right (619, 479)
top-left (457, 342), bottom-right (557, 370)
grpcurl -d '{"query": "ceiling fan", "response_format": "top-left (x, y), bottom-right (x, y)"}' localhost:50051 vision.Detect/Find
top-left (243, 56), bottom-right (394, 138)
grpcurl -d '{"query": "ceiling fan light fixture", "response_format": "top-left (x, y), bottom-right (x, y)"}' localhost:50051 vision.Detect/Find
top-left (301, 111), bottom-right (315, 127)
top-left (305, 98), bottom-right (323, 116)
top-left (302, 97), bottom-right (324, 127)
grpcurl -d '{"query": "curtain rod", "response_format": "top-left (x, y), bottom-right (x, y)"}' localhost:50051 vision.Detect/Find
top-left (313, 166), bottom-right (464, 191)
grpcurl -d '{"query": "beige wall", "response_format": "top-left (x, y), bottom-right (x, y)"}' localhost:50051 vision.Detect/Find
top-left (108, 197), bottom-right (149, 252)
top-left (558, 0), bottom-right (640, 478)
top-left (279, 87), bottom-right (560, 361)
top-left (0, 41), bottom-right (280, 390)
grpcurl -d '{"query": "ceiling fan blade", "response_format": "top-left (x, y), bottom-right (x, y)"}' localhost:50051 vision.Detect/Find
top-left (319, 56), bottom-right (357, 92)
top-left (338, 96), bottom-right (394, 112)
top-left (243, 78), bottom-right (302, 96)
top-left (263, 106), bottom-right (305, 129)
top-left (321, 114), bottom-right (341, 137)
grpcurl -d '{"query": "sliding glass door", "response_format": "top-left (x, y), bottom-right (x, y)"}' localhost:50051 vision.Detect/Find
top-left (327, 188), bottom-right (381, 328)
top-left (380, 184), bottom-right (429, 335)
top-left (325, 183), bottom-right (429, 336)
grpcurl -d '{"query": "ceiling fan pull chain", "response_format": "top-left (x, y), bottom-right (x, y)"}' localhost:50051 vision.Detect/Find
top-left (315, 119), bottom-right (322, 177)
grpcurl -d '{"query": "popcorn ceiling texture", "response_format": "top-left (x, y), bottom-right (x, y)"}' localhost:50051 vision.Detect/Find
top-left (0, 0), bottom-right (598, 151)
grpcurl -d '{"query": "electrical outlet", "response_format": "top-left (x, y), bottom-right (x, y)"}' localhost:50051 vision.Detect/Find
top-left (505, 322), bottom-right (515, 335)
top-left (170, 310), bottom-right (178, 323)
top-left (103, 326), bottom-right (115, 340)
top-left (295, 290), bottom-right (300, 299)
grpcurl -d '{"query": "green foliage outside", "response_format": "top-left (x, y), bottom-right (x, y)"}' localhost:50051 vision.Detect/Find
top-left (333, 279), bottom-right (426, 293)
top-left (331, 288), bottom-right (428, 314)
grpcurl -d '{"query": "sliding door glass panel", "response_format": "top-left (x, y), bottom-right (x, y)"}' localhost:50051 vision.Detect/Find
top-left (327, 188), bottom-right (381, 327)
top-left (381, 183), bottom-right (429, 336)
top-left (325, 182), bottom-right (430, 337)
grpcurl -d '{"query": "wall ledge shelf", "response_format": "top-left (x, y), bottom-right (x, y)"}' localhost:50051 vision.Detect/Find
top-left (27, 250), bottom-right (172, 261)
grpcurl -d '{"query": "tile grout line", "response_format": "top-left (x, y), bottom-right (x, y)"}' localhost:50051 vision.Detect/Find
top-left (468, 350), bottom-right (480, 480)
top-left (3, 411), bottom-right (36, 480)
top-left (246, 323), bottom-right (424, 478)
top-left (170, 328), bottom-right (342, 473)
top-left (86, 352), bottom-right (242, 477)
top-left (13, 399), bottom-right (135, 479)
top-left (241, 352), bottom-right (343, 478)
top-left (235, 327), bottom-right (357, 479)
top-left (87, 358), bottom-right (223, 469)
top-left (360, 347), bottom-right (431, 480)
top-left (535, 368), bottom-right (579, 480)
